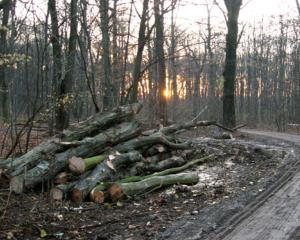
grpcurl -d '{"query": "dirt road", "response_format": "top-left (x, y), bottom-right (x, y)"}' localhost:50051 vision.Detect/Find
top-left (215, 130), bottom-right (300, 240)
top-left (241, 129), bottom-right (300, 147)
top-left (156, 130), bottom-right (300, 240)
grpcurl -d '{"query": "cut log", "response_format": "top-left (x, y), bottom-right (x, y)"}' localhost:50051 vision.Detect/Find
top-left (68, 154), bottom-right (108, 174)
top-left (3, 103), bottom-right (142, 175)
top-left (10, 121), bottom-right (141, 193)
top-left (160, 120), bottom-right (217, 135)
top-left (145, 144), bottom-right (167, 156)
top-left (114, 132), bottom-right (191, 153)
top-left (119, 154), bottom-right (214, 183)
top-left (49, 169), bottom-right (92, 202)
top-left (54, 172), bottom-right (71, 185)
top-left (62, 102), bottom-right (142, 141)
top-left (108, 172), bottom-right (199, 201)
top-left (89, 182), bottom-right (111, 204)
top-left (143, 156), bottom-right (186, 172)
top-left (50, 182), bottom-right (76, 203)
top-left (129, 156), bottom-right (186, 175)
top-left (71, 151), bottom-right (144, 202)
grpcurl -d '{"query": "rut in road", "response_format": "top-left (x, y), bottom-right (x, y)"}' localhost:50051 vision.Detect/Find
top-left (212, 130), bottom-right (300, 240)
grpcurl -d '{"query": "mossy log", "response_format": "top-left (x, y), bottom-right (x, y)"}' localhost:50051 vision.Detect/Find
top-left (71, 151), bottom-right (144, 203)
top-left (119, 154), bottom-right (214, 183)
top-left (108, 172), bottom-right (199, 201)
top-left (49, 170), bottom-right (92, 202)
top-left (10, 121), bottom-right (141, 194)
top-left (113, 132), bottom-right (191, 153)
top-left (63, 103), bottom-right (142, 141)
top-left (143, 156), bottom-right (187, 172)
top-left (89, 182), bottom-right (111, 204)
top-left (160, 120), bottom-right (233, 135)
top-left (2, 103), bottom-right (142, 175)
top-left (90, 154), bottom-right (214, 203)
top-left (68, 154), bottom-right (108, 174)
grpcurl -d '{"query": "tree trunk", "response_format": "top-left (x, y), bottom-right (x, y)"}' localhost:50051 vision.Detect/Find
top-left (48, 0), bottom-right (63, 131)
top-left (0, 0), bottom-right (11, 122)
top-left (10, 121), bottom-right (141, 193)
top-left (108, 172), bottom-right (199, 201)
top-left (222, 0), bottom-right (242, 128)
top-left (3, 103), bottom-right (142, 174)
top-left (56, 0), bottom-right (79, 130)
top-left (154, 0), bottom-right (167, 125)
top-left (71, 151), bottom-right (144, 202)
top-left (68, 154), bottom-right (108, 174)
top-left (119, 154), bottom-right (214, 183)
top-left (130, 0), bottom-right (149, 103)
top-left (100, 0), bottom-right (114, 110)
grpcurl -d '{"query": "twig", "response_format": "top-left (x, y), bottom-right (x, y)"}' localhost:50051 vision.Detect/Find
top-left (191, 106), bottom-right (208, 122)
top-left (1, 190), bottom-right (11, 219)
top-left (213, 123), bottom-right (235, 133)
top-left (232, 123), bottom-right (247, 131)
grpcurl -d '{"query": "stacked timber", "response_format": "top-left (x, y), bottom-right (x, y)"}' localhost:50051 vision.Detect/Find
top-left (0, 103), bottom-right (217, 204)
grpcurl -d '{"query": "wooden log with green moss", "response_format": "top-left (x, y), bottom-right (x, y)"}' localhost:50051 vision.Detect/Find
top-left (120, 154), bottom-right (214, 183)
top-left (113, 132), bottom-right (191, 153)
top-left (2, 103), bottom-right (142, 175)
top-left (70, 151), bottom-right (144, 203)
top-left (10, 121), bottom-right (141, 194)
top-left (90, 154), bottom-right (214, 203)
top-left (68, 154), bottom-right (108, 174)
top-left (108, 172), bottom-right (199, 201)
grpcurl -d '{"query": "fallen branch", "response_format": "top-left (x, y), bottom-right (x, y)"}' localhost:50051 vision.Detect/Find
top-left (119, 154), bottom-right (214, 183)
top-left (10, 121), bottom-right (141, 194)
top-left (3, 103), bottom-right (142, 174)
top-left (108, 172), bottom-right (199, 201)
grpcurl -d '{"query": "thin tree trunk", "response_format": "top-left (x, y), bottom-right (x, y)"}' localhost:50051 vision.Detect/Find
top-left (130, 0), bottom-right (150, 103)
top-left (222, 0), bottom-right (242, 128)
top-left (100, 0), bottom-right (114, 110)
top-left (0, 0), bottom-right (11, 122)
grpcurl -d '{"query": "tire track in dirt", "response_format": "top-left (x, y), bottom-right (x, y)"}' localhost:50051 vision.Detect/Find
top-left (156, 130), bottom-right (300, 240)
top-left (212, 130), bottom-right (300, 240)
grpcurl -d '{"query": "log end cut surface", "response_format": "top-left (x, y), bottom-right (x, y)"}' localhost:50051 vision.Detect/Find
top-left (90, 189), bottom-right (105, 204)
top-left (70, 188), bottom-right (83, 203)
top-left (10, 176), bottom-right (24, 194)
top-left (69, 156), bottom-right (85, 174)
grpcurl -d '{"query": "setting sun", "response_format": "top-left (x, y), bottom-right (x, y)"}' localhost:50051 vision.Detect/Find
top-left (164, 89), bottom-right (171, 99)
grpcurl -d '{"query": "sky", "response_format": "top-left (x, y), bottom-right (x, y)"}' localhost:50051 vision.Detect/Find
top-left (175, 0), bottom-right (297, 30)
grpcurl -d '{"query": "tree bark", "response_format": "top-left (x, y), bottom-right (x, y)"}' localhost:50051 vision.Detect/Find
top-left (100, 0), bottom-right (114, 109)
top-left (71, 151), bottom-right (144, 202)
top-left (119, 154), bottom-right (214, 184)
top-left (222, 0), bottom-right (242, 128)
top-left (68, 154), bottom-right (108, 174)
top-left (10, 121), bottom-right (141, 193)
top-left (56, 0), bottom-right (79, 130)
top-left (130, 0), bottom-right (150, 103)
top-left (154, 0), bottom-right (167, 124)
top-left (0, 0), bottom-right (10, 122)
top-left (2, 103), bottom-right (142, 174)
top-left (113, 132), bottom-right (191, 153)
top-left (48, 0), bottom-right (63, 130)
top-left (108, 172), bottom-right (199, 201)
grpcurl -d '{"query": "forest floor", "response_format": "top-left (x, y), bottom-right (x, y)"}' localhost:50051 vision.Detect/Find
top-left (0, 128), bottom-right (295, 240)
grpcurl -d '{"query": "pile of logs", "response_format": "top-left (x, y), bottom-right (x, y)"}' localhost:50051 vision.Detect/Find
top-left (0, 103), bottom-right (218, 204)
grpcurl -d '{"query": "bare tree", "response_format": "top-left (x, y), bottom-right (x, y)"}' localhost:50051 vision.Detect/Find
top-left (222, 0), bottom-right (242, 128)
top-left (296, 0), bottom-right (300, 15)
top-left (130, 0), bottom-right (150, 103)
top-left (154, 0), bottom-right (167, 124)
top-left (56, 0), bottom-right (79, 130)
top-left (0, 0), bottom-right (11, 122)
top-left (99, 0), bottom-right (114, 110)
